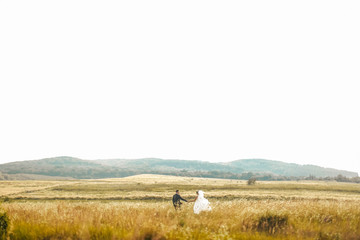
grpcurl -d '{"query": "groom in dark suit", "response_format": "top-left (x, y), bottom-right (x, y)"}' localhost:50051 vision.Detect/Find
top-left (172, 190), bottom-right (187, 210)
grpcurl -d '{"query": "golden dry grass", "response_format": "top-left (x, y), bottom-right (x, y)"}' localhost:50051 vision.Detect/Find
top-left (1, 174), bottom-right (360, 239)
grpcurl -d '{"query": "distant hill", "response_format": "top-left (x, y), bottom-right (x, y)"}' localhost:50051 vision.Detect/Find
top-left (225, 159), bottom-right (357, 178)
top-left (0, 157), bottom-right (136, 179)
top-left (94, 158), bottom-right (244, 173)
top-left (0, 156), bottom-right (357, 180)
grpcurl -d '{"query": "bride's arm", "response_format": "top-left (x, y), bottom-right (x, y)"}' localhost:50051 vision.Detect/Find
top-left (188, 196), bottom-right (198, 202)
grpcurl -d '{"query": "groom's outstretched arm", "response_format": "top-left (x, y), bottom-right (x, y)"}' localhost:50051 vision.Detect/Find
top-left (180, 196), bottom-right (187, 202)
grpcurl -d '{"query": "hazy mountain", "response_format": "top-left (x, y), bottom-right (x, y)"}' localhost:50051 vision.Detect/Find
top-left (0, 156), bottom-right (357, 180)
top-left (94, 158), bottom-right (244, 173)
top-left (226, 159), bottom-right (357, 177)
top-left (0, 156), bottom-right (135, 179)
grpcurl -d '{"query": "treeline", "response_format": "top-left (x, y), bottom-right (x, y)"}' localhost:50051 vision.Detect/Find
top-left (304, 174), bottom-right (360, 183)
top-left (1, 169), bottom-right (359, 183)
top-left (148, 170), bottom-right (360, 183)
top-left (143, 170), bottom-right (360, 183)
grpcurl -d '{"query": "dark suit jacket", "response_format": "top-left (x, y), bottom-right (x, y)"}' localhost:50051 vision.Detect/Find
top-left (172, 194), bottom-right (187, 206)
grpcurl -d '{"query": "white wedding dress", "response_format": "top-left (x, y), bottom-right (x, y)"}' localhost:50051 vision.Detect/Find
top-left (193, 190), bottom-right (212, 214)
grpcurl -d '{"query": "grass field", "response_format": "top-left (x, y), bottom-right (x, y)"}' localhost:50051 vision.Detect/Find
top-left (1, 174), bottom-right (360, 239)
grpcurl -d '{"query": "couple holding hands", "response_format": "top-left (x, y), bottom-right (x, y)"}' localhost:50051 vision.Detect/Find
top-left (172, 189), bottom-right (212, 214)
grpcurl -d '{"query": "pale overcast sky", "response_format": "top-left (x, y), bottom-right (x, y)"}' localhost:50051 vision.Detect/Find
top-left (0, 1), bottom-right (359, 174)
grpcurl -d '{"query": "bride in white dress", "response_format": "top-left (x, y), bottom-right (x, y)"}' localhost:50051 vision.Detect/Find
top-left (190, 190), bottom-right (212, 214)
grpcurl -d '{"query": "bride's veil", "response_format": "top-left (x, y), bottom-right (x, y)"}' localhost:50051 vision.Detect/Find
top-left (198, 190), bottom-right (205, 199)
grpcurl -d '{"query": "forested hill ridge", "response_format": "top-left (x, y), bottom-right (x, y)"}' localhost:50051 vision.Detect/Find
top-left (0, 156), bottom-right (358, 180)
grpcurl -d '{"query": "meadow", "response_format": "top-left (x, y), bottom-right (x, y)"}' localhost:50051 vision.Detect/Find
top-left (1, 174), bottom-right (360, 239)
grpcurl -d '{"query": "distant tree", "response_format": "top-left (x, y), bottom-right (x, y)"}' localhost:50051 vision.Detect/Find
top-left (306, 174), bottom-right (316, 180)
top-left (335, 174), bottom-right (348, 182)
top-left (247, 177), bottom-right (257, 185)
